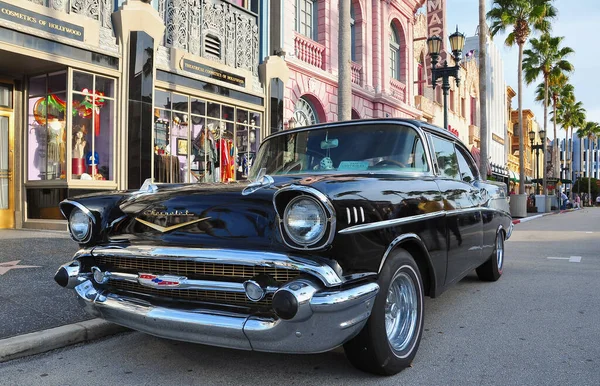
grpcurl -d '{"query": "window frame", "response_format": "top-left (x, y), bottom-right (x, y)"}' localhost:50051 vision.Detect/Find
top-left (389, 24), bottom-right (401, 81)
top-left (455, 145), bottom-right (478, 183)
top-left (296, 0), bottom-right (318, 41)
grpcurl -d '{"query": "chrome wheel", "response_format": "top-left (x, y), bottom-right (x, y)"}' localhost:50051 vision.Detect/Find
top-left (496, 233), bottom-right (504, 271)
top-left (385, 269), bottom-right (418, 353)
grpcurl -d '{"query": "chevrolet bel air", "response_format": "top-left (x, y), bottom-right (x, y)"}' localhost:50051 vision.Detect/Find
top-left (54, 119), bottom-right (512, 375)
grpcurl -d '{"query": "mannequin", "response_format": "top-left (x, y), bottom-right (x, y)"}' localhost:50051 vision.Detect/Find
top-left (72, 126), bottom-right (87, 175)
top-left (73, 127), bottom-right (87, 159)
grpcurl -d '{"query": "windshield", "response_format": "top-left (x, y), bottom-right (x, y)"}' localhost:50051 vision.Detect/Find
top-left (249, 124), bottom-right (429, 178)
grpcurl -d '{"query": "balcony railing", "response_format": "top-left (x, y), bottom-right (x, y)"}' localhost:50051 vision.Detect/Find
top-left (294, 33), bottom-right (325, 70)
top-left (390, 79), bottom-right (406, 103)
top-left (351, 62), bottom-right (362, 86)
top-left (469, 125), bottom-right (480, 145)
top-left (24, 0), bottom-right (113, 29)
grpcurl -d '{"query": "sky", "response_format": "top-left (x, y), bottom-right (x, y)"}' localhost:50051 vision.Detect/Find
top-left (444, 0), bottom-right (600, 141)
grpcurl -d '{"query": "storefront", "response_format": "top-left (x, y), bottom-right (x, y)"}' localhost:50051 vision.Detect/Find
top-left (0, 0), bottom-right (266, 229)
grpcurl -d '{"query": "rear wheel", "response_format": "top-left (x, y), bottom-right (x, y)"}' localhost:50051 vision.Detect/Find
top-left (344, 249), bottom-right (424, 375)
top-left (476, 230), bottom-right (504, 281)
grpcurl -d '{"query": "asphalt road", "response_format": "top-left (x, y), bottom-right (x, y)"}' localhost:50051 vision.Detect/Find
top-left (1, 209), bottom-right (599, 385)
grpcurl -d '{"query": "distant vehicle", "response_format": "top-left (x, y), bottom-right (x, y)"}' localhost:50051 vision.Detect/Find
top-left (54, 119), bottom-right (512, 375)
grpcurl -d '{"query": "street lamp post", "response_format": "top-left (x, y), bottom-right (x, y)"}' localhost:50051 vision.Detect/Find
top-left (528, 129), bottom-right (546, 195)
top-left (427, 27), bottom-right (466, 130)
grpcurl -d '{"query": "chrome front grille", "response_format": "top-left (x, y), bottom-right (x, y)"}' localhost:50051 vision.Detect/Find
top-left (109, 280), bottom-right (273, 308)
top-left (95, 256), bottom-right (300, 283)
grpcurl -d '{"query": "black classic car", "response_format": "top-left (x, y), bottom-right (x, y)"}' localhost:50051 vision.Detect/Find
top-left (54, 119), bottom-right (512, 375)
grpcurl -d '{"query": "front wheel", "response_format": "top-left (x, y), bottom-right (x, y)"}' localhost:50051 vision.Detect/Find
top-left (344, 249), bottom-right (424, 375)
top-left (476, 230), bottom-right (504, 281)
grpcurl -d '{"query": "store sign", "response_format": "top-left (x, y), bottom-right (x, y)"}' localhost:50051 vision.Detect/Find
top-left (181, 59), bottom-right (245, 88)
top-left (0, 1), bottom-right (84, 42)
top-left (448, 125), bottom-right (459, 137)
top-left (426, 0), bottom-right (447, 84)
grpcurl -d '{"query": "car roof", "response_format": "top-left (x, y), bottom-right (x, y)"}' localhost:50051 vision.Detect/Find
top-left (265, 118), bottom-right (460, 143)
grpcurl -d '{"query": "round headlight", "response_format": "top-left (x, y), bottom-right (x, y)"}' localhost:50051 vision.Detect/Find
top-left (283, 196), bottom-right (327, 246)
top-left (69, 208), bottom-right (92, 242)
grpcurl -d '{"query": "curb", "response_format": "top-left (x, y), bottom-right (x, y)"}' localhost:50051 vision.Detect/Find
top-left (511, 208), bottom-right (580, 224)
top-left (0, 319), bottom-right (129, 363)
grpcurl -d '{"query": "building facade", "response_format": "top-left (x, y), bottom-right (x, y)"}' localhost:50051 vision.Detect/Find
top-left (265, 0), bottom-right (425, 131)
top-left (464, 29), bottom-right (508, 182)
top-left (411, 10), bottom-right (482, 170)
top-left (0, 0), bottom-right (268, 229)
top-left (560, 135), bottom-right (600, 182)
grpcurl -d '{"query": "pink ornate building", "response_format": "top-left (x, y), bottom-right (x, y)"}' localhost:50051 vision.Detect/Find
top-left (274, 0), bottom-right (426, 128)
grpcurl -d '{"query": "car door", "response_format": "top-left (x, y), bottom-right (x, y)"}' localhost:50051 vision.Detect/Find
top-left (429, 135), bottom-right (483, 285)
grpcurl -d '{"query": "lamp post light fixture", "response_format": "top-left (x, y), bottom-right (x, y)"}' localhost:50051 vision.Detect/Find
top-left (427, 27), bottom-right (466, 131)
top-left (528, 129), bottom-right (546, 195)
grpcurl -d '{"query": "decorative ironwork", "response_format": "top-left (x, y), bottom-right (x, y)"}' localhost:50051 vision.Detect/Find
top-left (71, 0), bottom-right (100, 21)
top-left (294, 97), bottom-right (319, 127)
top-left (158, 0), bottom-right (259, 76)
top-left (50, 0), bottom-right (69, 12)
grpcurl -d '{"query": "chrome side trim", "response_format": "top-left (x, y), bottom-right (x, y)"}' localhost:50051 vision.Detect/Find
top-left (446, 207), bottom-right (481, 215)
top-left (339, 211), bottom-right (445, 235)
top-left (273, 185), bottom-right (337, 251)
top-left (89, 246), bottom-right (344, 287)
top-left (360, 207), bottom-right (365, 222)
top-left (378, 233), bottom-right (424, 273)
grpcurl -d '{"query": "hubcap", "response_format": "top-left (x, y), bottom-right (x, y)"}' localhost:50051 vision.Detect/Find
top-left (496, 234), bottom-right (504, 270)
top-left (385, 270), bottom-right (418, 352)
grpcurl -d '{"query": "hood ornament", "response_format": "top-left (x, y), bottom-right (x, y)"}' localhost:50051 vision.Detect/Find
top-left (242, 168), bottom-right (274, 196)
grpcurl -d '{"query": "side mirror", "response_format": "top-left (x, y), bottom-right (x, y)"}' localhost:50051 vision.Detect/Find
top-left (320, 138), bottom-right (339, 150)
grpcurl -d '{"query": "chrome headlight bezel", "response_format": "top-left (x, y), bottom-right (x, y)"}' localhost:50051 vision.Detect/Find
top-left (62, 200), bottom-right (96, 244)
top-left (69, 208), bottom-right (93, 243)
top-left (283, 195), bottom-right (328, 246)
top-left (274, 186), bottom-right (336, 250)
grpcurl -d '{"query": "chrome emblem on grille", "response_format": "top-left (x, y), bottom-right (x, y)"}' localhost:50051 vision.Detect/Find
top-left (138, 273), bottom-right (187, 288)
top-left (135, 216), bottom-right (210, 233)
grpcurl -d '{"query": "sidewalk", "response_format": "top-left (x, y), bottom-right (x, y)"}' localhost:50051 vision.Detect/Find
top-left (511, 207), bottom-right (581, 224)
top-left (0, 229), bottom-right (126, 362)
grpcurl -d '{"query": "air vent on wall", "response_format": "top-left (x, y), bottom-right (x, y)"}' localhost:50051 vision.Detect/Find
top-left (204, 35), bottom-right (221, 58)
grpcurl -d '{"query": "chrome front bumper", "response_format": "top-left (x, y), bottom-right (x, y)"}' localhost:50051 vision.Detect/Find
top-left (73, 278), bottom-right (379, 354)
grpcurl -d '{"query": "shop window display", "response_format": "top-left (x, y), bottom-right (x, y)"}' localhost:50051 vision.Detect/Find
top-left (28, 72), bottom-right (67, 181)
top-left (71, 72), bottom-right (115, 181)
top-left (153, 90), bottom-right (261, 184)
top-left (27, 71), bottom-right (115, 182)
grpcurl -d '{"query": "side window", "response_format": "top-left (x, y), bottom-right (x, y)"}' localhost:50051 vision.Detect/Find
top-left (430, 136), bottom-right (459, 179)
top-left (411, 137), bottom-right (428, 172)
top-left (455, 147), bottom-right (477, 183)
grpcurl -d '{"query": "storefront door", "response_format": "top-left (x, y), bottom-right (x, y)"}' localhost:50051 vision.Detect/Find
top-left (0, 111), bottom-right (14, 228)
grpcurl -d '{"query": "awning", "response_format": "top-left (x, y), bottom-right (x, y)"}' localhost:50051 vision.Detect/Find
top-left (470, 147), bottom-right (492, 175)
top-left (509, 170), bottom-right (518, 182)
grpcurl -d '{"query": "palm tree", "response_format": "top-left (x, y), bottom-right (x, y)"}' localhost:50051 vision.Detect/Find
top-left (577, 122), bottom-right (600, 205)
top-left (556, 98), bottom-right (586, 197)
top-left (487, 0), bottom-right (557, 196)
top-left (535, 73), bottom-right (571, 178)
top-left (523, 33), bottom-right (574, 195)
top-left (479, 0), bottom-right (488, 180)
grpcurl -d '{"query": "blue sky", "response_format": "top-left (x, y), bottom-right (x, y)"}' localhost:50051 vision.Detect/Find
top-left (445, 0), bottom-right (600, 140)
